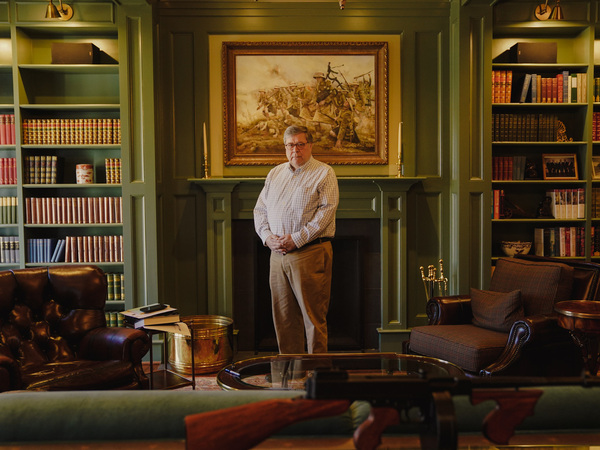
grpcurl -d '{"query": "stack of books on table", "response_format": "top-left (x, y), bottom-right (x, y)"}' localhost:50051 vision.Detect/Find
top-left (121, 304), bottom-right (180, 329)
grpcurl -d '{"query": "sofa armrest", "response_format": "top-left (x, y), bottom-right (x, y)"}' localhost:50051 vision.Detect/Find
top-left (78, 327), bottom-right (151, 389)
top-left (426, 295), bottom-right (472, 325)
top-left (0, 352), bottom-right (22, 392)
top-left (79, 327), bottom-right (151, 364)
top-left (480, 315), bottom-right (573, 376)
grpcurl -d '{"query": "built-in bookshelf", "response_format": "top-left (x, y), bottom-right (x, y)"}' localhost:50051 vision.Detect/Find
top-left (592, 21), bottom-right (600, 263)
top-left (491, 18), bottom-right (593, 261)
top-left (0, 23), bottom-right (17, 273)
top-left (0, 3), bottom-right (129, 315)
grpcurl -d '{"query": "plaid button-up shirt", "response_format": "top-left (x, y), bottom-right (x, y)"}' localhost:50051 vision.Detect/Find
top-left (254, 157), bottom-right (339, 248)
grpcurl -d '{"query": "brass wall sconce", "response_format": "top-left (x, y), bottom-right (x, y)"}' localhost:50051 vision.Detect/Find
top-left (550, 0), bottom-right (564, 20)
top-left (535, 0), bottom-right (564, 20)
top-left (45, 0), bottom-right (74, 20)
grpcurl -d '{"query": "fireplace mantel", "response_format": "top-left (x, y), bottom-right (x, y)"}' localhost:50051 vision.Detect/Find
top-left (189, 176), bottom-right (424, 349)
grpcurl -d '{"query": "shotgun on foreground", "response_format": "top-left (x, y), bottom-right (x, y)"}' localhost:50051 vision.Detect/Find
top-left (185, 369), bottom-right (600, 450)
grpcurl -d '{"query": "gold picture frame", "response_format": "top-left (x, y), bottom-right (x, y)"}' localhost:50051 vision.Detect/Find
top-left (593, 156), bottom-right (600, 180)
top-left (542, 153), bottom-right (579, 180)
top-left (222, 41), bottom-right (389, 166)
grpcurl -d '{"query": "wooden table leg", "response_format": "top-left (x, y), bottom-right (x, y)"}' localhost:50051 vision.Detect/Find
top-left (569, 330), bottom-right (600, 376)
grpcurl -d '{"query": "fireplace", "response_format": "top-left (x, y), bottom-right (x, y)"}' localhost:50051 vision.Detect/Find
top-left (232, 219), bottom-right (381, 352)
top-left (192, 176), bottom-right (422, 351)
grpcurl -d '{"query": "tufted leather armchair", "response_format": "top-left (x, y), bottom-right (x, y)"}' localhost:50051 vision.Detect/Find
top-left (407, 255), bottom-right (600, 376)
top-left (0, 265), bottom-right (150, 391)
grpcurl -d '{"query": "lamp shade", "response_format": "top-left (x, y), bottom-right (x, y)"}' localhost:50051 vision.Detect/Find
top-left (45, 0), bottom-right (60, 18)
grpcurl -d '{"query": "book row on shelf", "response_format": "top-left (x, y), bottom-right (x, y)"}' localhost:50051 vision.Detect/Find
top-left (0, 197), bottom-right (17, 225)
top-left (591, 113), bottom-right (600, 142)
top-left (534, 226), bottom-right (585, 258)
top-left (591, 225), bottom-right (600, 256)
top-left (0, 114), bottom-right (15, 145)
top-left (0, 236), bottom-right (19, 264)
top-left (546, 188), bottom-right (585, 219)
top-left (492, 113), bottom-right (565, 142)
top-left (493, 188), bottom-right (585, 220)
top-left (105, 158), bottom-right (122, 184)
top-left (22, 118), bottom-right (122, 146)
top-left (25, 196), bottom-right (122, 225)
top-left (591, 188), bottom-right (600, 219)
top-left (27, 235), bottom-right (123, 264)
top-left (492, 70), bottom-right (591, 104)
top-left (24, 155), bottom-right (58, 184)
top-left (492, 70), bottom-right (512, 103)
top-left (106, 272), bottom-right (125, 302)
top-left (23, 156), bottom-right (122, 185)
top-left (493, 155), bottom-right (527, 180)
top-left (105, 311), bottom-right (125, 327)
top-left (28, 238), bottom-right (66, 263)
top-left (0, 158), bottom-right (17, 185)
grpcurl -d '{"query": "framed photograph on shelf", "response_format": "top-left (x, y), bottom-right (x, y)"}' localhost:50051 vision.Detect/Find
top-left (222, 40), bottom-right (389, 166)
top-left (542, 154), bottom-right (578, 180)
top-left (593, 156), bottom-right (600, 180)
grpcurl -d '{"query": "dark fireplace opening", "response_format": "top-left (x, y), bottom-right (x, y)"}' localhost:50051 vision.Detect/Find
top-left (233, 219), bottom-right (381, 353)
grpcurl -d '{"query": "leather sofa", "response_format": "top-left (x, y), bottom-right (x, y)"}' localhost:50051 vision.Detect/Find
top-left (0, 265), bottom-right (150, 391)
top-left (407, 255), bottom-right (600, 376)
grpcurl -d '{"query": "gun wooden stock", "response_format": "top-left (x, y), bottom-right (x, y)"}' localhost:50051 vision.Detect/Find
top-left (185, 397), bottom-right (351, 450)
top-left (471, 388), bottom-right (543, 445)
top-left (353, 406), bottom-right (400, 450)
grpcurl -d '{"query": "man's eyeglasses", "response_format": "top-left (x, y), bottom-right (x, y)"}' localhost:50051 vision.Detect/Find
top-left (285, 142), bottom-right (309, 150)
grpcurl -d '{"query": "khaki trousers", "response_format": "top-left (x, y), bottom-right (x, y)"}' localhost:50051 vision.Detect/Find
top-left (269, 242), bottom-right (333, 354)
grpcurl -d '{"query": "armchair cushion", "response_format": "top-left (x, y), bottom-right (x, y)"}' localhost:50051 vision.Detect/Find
top-left (489, 257), bottom-right (574, 315)
top-left (470, 288), bottom-right (523, 332)
top-left (408, 324), bottom-right (508, 374)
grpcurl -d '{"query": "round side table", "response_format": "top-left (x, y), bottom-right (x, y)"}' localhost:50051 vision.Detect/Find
top-left (555, 300), bottom-right (600, 376)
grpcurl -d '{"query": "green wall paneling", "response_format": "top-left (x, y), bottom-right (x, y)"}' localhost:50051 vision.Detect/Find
top-left (117, 1), bottom-right (158, 309)
top-left (154, 1), bottom-right (454, 351)
top-left (0, 2), bottom-right (7, 23)
top-left (447, 0), bottom-right (493, 295)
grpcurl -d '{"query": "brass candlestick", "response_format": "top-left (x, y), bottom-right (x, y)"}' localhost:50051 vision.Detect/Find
top-left (203, 122), bottom-right (210, 179)
top-left (397, 121), bottom-right (404, 177)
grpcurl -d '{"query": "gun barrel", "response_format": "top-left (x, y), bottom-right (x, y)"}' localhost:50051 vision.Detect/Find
top-left (306, 371), bottom-right (600, 402)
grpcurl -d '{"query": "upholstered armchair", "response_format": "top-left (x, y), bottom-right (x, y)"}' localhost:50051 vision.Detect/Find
top-left (0, 265), bottom-right (150, 391)
top-left (407, 255), bottom-right (600, 376)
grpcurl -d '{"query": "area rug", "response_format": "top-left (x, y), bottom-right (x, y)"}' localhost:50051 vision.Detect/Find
top-left (180, 374), bottom-right (222, 391)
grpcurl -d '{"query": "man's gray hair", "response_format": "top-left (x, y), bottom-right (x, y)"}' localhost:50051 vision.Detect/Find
top-left (283, 125), bottom-right (313, 144)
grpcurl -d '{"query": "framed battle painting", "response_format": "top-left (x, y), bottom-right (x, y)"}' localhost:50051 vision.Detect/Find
top-left (222, 41), bottom-right (389, 166)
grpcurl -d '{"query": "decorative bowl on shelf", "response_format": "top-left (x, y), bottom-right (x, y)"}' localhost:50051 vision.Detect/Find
top-left (501, 241), bottom-right (532, 257)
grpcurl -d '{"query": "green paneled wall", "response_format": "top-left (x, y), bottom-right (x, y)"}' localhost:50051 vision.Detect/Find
top-left (152, 0), bottom-right (490, 349)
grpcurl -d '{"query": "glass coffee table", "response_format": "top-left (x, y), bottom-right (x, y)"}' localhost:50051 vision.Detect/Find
top-left (216, 352), bottom-right (464, 390)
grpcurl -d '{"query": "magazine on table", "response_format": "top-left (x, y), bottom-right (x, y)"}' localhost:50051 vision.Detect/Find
top-left (121, 304), bottom-right (180, 328)
top-left (121, 304), bottom-right (177, 320)
top-left (143, 322), bottom-right (191, 336)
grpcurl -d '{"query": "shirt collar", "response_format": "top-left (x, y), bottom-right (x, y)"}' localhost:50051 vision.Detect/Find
top-left (287, 156), bottom-right (313, 173)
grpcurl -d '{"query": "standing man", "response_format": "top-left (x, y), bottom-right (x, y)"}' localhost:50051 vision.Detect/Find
top-left (254, 125), bottom-right (339, 354)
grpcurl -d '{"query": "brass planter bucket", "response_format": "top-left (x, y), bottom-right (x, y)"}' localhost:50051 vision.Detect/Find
top-left (168, 315), bottom-right (234, 375)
